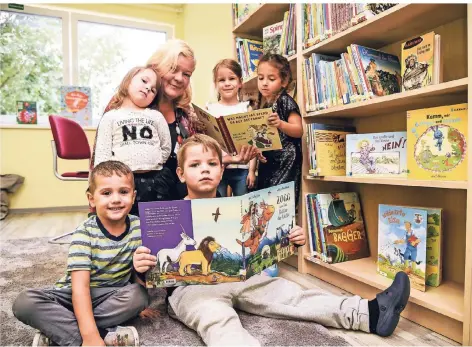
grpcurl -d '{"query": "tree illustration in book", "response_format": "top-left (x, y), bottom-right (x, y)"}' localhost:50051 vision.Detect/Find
top-left (138, 182), bottom-right (296, 288)
top-left (378, 204), bottom-right (427, 291)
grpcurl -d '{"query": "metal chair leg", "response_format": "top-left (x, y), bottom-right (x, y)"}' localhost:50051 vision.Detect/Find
top-left (49, 231), bottom-right (74, 245)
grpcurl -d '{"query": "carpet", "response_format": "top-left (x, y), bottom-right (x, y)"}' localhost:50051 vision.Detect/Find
top-left (0, 237), bottom-right (350, 346)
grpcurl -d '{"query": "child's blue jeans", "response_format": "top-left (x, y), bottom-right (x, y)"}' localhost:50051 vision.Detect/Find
top-left (217, 168), bottom-right (249, 197)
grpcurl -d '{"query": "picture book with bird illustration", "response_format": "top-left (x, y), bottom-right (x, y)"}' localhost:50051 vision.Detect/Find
top-left (138, 182), bottom-right (296, 288)
top-left (407, 103), bottom-right (468, 181)
top-left (192, 104), bottom-right (282, 154)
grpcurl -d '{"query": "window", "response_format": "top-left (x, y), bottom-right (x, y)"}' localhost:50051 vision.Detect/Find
top-left (0, 5), bottom-right (171, 125)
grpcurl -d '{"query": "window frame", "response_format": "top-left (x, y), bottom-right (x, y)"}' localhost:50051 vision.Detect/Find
top-left (0, 4), bottom-right (174, 127)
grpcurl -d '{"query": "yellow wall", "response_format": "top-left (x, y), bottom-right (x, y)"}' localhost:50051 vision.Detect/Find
top-left (183, 4), bottom-right (234, 105)
top-left (1, 3), bottom-right (234, 210)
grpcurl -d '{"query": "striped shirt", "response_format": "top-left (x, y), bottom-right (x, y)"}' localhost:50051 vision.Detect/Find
top-left (55, 215), bottom-right (142, 288)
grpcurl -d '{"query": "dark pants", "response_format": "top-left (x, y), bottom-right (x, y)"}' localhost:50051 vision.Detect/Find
top-left (131, 167), bottom-right (174, 216)
top-left (12, 283), bottom-right (149, 346)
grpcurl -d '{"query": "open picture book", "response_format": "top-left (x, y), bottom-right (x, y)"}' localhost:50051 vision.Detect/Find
top-left (192, 104), bottom-right (282, 154)
top-left (138, 182), bottom-right (296, 288)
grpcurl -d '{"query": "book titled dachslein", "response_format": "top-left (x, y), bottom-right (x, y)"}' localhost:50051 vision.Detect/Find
top-left (138, 182), bottom-right (296, 288)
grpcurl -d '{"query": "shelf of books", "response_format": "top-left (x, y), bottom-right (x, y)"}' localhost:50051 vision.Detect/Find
top-left (231, 3), bottom-right (471, 344)
top-left (294, 3), bottom-right (472, 344)
top-left (305, 175), bottom-right (468, 190)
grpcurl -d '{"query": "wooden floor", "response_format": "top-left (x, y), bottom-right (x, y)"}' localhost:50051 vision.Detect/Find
top-left (1, 211), bottom-right (459, 346)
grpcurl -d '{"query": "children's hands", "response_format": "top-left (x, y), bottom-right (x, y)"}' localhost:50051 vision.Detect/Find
top-left (235, 145), bottom-right (261, 164)
top-left (133, 246), bottom-right (157, 273)
top-left (288, 225), bottom-right (306, 246)
top-left (246, 171), bottom-right (256, 189)
top-left (267, 112), bottom-right (282, 128)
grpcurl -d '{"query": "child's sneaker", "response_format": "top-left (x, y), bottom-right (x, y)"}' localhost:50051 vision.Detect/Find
top-left (104, 326), bottom-right (139, 346)
top-left (32, 332), bottom-right (50, 346)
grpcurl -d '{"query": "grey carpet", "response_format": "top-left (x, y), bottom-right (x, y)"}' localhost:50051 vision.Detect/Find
top-left (0, 237), bottom-right (350, 346)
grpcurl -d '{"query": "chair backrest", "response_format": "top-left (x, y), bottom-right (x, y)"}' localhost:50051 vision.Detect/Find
top-left (49, 115), bottom-right (91, 160)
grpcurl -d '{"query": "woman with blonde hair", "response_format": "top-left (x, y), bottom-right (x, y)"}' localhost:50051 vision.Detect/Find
top-left (95, 39), bottom-right (262, 199)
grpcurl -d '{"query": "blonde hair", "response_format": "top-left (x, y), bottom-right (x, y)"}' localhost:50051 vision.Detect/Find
top-left (88, 160), bottom-right (134, 194)
top-left (147, 39), bottom-right (196, 110)
top-left (107, 66), bottom-right (160, 111)
top-left (358, 139), bottom-right (370, 149)
top-left (177, 134), bottom-right (222, 169)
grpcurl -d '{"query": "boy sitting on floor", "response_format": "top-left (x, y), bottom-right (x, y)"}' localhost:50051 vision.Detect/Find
top-left (133, 134), bottom-right (411, 346)
top-left (13, 161), bottom-right (147, 346)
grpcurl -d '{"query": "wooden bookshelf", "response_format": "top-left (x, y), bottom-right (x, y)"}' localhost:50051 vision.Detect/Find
top-left (242, 54), bottom-right (297, 87)
top-left (304, 255), bottom-right (464, 322)
top-left (304, 78), bottom-right (468, 119)
top-left (302, 3), bottom-right (466, 55)
top-left (231, 3), bottom-right (472, 344)
top-left (305, 175), bottom-right (468, 190)
top-left (233, 4), bottom-right (290, 39)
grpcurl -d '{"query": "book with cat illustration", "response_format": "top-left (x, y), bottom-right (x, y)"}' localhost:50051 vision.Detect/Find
top-left (192, 104), bottom-right (282, 154)
top-left (139, 182), bottom-right (296, 288)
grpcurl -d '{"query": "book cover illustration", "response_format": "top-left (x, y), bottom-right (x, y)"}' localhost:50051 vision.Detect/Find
top-left (310, 123), bottom-right (356, 176)
top-left (401, 31), bottom-right (436, 91)
top-left (378, 205), bottom-right (427, 291)
top-left (425, 208), bottom-right (442, 287)
top-left (263, 21), bottom-right (283, 54)
top-left (139, 182), bottom-right (296, 288)
top-left (407, 103), bottom-right (467, 181)
top-left (346, 132), bottom-right (407, 177)
top-left (16, 101), bottom-right (37, 124)
top-left (354, 44), bottom-right (402, 97)
top-left (192, 104), bottom-right (282, 154)
top-left (315, 192), bottom-right (369, 263)
top-left (60, 86), bottom-right (92, 126)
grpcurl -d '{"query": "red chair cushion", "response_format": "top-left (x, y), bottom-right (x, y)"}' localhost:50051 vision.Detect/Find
top-left (49, 115), bottom-right (91, 160)
top-left (61, 171), bottom-right (89, 178)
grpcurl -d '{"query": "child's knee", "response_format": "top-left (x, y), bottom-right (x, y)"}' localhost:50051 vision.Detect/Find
top-left (12, 289), bottom-right (37, 321)
top-left (126, 283), bottom-right (149, 312)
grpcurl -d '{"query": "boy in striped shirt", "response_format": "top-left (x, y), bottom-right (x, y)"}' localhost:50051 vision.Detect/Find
top-left (13, 161), bottom-right (147, 346)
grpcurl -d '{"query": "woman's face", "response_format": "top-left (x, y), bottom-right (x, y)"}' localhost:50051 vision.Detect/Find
top-left (161, 55), bottom-right (195, 101)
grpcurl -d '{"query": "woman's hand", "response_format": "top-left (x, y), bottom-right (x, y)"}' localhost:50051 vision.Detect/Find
top-left (133, 246), bottom-right (156, 273)
top-left (234, 145), bottom-right (263, 164)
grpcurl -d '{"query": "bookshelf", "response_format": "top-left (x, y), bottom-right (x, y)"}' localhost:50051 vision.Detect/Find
top-left (231, 3), bottom-right (472, 344)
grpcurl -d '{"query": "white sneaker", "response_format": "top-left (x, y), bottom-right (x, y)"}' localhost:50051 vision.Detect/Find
top-left (104, 326), bottom-right (139, 346)
top-left (32, 332), bottom-right (50, 346)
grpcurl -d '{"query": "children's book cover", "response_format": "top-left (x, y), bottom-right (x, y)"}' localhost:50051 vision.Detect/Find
top-left (16, 101), bottom-right (37, 124)
top-left (425, 208), bottom-right (442, 287)
top-left (346, 132), bottom-right (407, 177)
top-left (311, 123), bottom-right (356, 176)
top-left (60, 86), bottom-right (92, 126)
top-left (401, 31), bottom-right (436, 92)
top-left (378, 204), bottom-right (427, 291)
top-left (263, 21), bottom-right (283, 54)
top-left (139, 182), bottom-right (296, 288)
top-left (353, 44), bottom-right (402, 97)
top-left (407, 103), bottom-right (468, 181)
top-left (192, 104), bottom-right (282, 154)
top-left (315, 192), bottom-right (369, 263)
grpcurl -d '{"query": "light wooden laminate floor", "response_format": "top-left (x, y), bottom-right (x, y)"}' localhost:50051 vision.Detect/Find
top-left (0, 211), bottom-right (459, 346)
